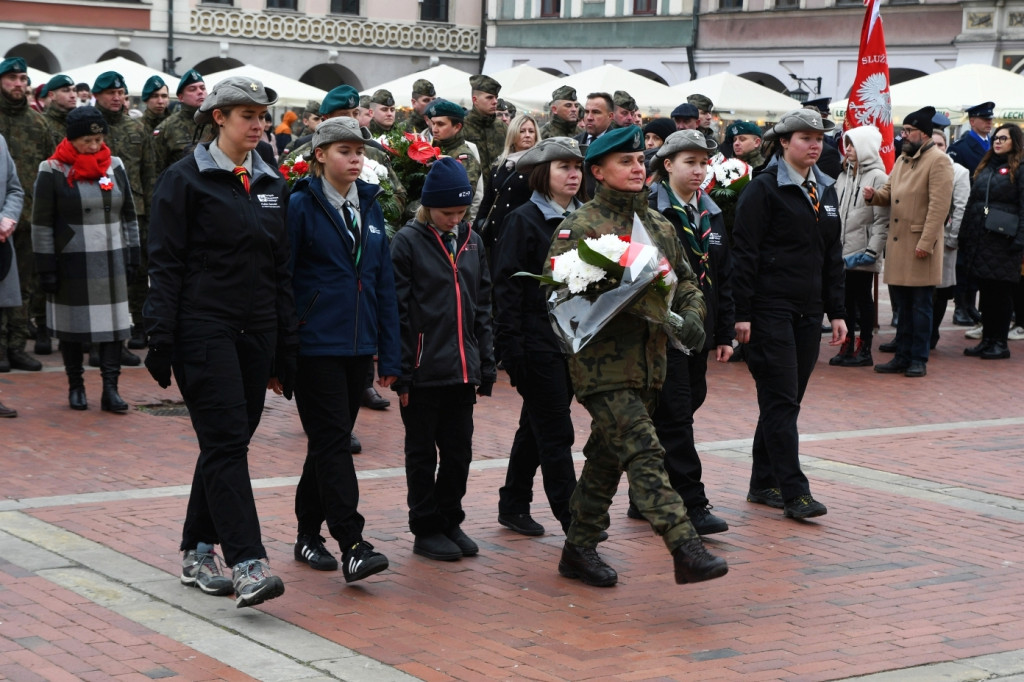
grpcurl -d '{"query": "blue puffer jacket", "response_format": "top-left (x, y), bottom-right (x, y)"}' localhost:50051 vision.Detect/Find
top-left (287, 175), bottom-right (401, 377)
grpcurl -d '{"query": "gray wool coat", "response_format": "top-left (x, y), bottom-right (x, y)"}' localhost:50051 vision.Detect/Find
top-left (0, 134), bottom-right (25, 308)
top-left (31, 155), bottom-right (140, 342)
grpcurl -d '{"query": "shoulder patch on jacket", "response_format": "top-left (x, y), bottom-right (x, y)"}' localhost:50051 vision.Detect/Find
top-left (558, 228), bottom-right (572, 239)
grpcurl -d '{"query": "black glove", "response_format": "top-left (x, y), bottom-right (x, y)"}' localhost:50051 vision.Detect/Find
top-left (39, 272), bottom-right (58, 294)
top-left (145, 345), bottom-right (173, 388)
top-left (274, 344), bottom-right (298, 400)
top-left (126, 264), bottom-right (137, 282)
top-left (477, 381), bottom-right (494, 397)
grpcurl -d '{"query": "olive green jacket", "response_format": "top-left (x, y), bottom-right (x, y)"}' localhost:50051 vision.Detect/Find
top-left (540, 115), bottom-right (578, 140)
top-left (463, 109), bottom-right (507, 177)
top-left (100, 106), bottom-right (157, 216)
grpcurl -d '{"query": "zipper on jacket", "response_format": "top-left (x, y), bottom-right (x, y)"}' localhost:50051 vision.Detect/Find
top-left (414, 333), bottom-right (423, 369)
top-left (429, 226), bottom-right (469, 384)
top-left (310, 188), bottom-right (365, 353)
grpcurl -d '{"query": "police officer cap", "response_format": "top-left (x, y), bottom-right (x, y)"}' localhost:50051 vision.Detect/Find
top-left (671, 102), bottom-right (699, 120)
top-left (412, 78), bottom-right (436, 97)
top-left (802, 97), bottom-right (832, 115)
top-left (425, 98), bottom-right (465, 122)
top-left (687, 93), bottom-right (714, 112)
top-left (762, 108), bottom-right (836, 142)
top-left (728, 120), bottom-right (762, 138)
top-left (966, 101), bottom-right (995, 119)
top-left (642, 118), bottom-right (676, 144)
top-left (469, 74), bottom-right (502, 96)
top-left (142, 75), bottom-right (167, 101)
top-left (516, 136), bottom-right (583, 171)
top-left (370, 89), bottom-right (395, 106)
top-left (902, 106), bottom-right (935, 136)
top-left (585, 125), bottom-right (645, 164)
top-left (656, 129), bottom-right (718, 158)
top-left (551, 85), bottom-right (577, 103)
top-left (614, 90), bottom-right (638, 112)
top-left (0, 57), bottom-right (27, 77)
top-left (931, 111), bottom-right (951, 130)
top-left (320, 85), bottom-right (360, 115)
top-left (92, 71), bottom-right (127, 94)
top-left (176, 69), bottom-right (203, 95)
top-left (194, 76), bottom-right (278, 125)
top-left (43, 74), bottom-right (74, 98)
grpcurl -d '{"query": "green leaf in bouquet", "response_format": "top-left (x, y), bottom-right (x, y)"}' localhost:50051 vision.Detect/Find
top-left (513, 271), bottom-right (562, 286)
top-left (577, 239), bottom-right (625, 279)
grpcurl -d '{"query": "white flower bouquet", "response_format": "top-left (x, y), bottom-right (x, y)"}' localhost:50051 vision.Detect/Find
top-left (701, 153), bottom-right (753, 198)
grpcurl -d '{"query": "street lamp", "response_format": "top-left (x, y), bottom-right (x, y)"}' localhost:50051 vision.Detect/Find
top-left (788, 74), bottom-right (821, 102)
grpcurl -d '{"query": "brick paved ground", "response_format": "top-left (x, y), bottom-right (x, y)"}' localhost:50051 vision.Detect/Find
top-left (2, 310), bottom-right (1024, 681)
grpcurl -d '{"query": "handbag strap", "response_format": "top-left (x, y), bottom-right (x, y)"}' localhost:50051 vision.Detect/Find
top-left (985, 172), bottom-right (992, 213)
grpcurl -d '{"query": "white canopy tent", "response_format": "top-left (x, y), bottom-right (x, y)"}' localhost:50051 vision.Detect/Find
top-left (488, 65), bottom-right (558, 97)
top-left (670, 72), bottom-right (802, 123)
top-left (27, 66), bottom-right (50, 88)
top-left (361, 64), bottom-right (475, 108)
top-left (205, 64), bottom-right (328, 109)
top-left (61, 57), bottom-right (177, 100)
top-left (505, 64), bottom-right (682, 116)
top-left (831, 64), bottom-right (1024, 124)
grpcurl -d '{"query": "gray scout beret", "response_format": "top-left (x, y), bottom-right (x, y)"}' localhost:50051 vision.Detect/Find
top-left (656, 129), bottom-right (718, 158)
top-left (762, 108), bottom-right (836, 142)
top-left (311, 116), bottom-right (386, 153)
top-left (687, 93), bottom-right (714, 112)
top-left (195, 76), bottom-right (278, 125)
top-left (469, 74), bottom-right (501, 95)
top-left (516, 136), bottom-right (584, 170)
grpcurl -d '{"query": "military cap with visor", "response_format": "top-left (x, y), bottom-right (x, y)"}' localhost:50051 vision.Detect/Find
top-left (966, 101), bottom-right (995, 119)
top-left (687, 93), bottom-right (714, 112)
top-left (656, 129), bottom-right (718, 158)
top-left (176, 69), bottom-right (203, 95)
top-left (551, 85), bottom-right (577, 103)
top-left (802, 97), bottom-right (832, 115)
top-left (92, 71), bottom-right (127, 94)
top-left (469, 74), bottom-right (502, 95)
top-left (516, 136), bottom-right (583, 171)
top-left (614, 90), bottom-right (638, 112)
top-left (762, 108), bottom-right (836, 142)
top-left (370, 89), bottom-right (395, 106)
top-left (194, 76), bottom-right (278, 125)
top-left (412, 79), bottom-right (436, 97)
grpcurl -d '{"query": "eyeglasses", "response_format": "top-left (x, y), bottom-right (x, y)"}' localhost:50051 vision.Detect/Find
top-left (993, 135), bottom-right (1011, 142)
top-left (901, 126), bottom-right (918, 135)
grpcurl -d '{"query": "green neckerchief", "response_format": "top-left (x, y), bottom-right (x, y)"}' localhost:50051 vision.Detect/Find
top-left (662, 180), bottom-right (711, 289)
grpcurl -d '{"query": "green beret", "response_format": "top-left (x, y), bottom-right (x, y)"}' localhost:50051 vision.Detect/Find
top-left (0, 57), bottom-right (27, 77)
top-left (613, 90), bottom-right (637, 112)
top-left (370, 89), bottom-right (395, 106)
top-left (92, 71), bottom-right (127, 94)
top-left (585, 125), bottom-right (644, 164)
top-left (142, 75), bottom-right (167, 101)
top-left (469, 74), bottom-right (501, 96)
top-left (551, 85), bottom-right (577, 103)
top-left (43, 74), bottom-right (74, 98)
top-left (687, 93), bottom-right (714, 112)
top-left (425, 98), bottom-right (465, 121)
top-left (320, 85), bottom-right (360, 115)
top-left (176, 69), bottom-right (203, 95)
top-left (412, 78), bottom-right (436, 97)
top-left (728, 120), bottom-right (762, 138)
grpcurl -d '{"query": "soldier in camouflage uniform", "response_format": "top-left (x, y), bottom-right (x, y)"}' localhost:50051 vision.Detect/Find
top-left (93, 71), bottom-right (156, 359)
top-left (426, 99), bottom-right (482, 221)
top-left (0, 57), bottom-right (53, 371)
top-left (463, 75), bottom-right (507, 176)
top-left (153, 70), bottom-right (211, 172)
top-left (140, 75), bottom-right (170, 135)
top-left (687, 93), bottom-right (716, 145)
top-left (403, 79), bottom-right (435, 135)
top-left (496, 98), bottom-right (515, 125)
top-left (729, 120), bottom-right (765, 169)
top-left (368, 89), bottom-right (397, 138)
top-left (612, 90), bottom-right (637, 129)
top-left (357, 95), bottom-right (373, 129)
top-left (296, 100), bottom-right (321, 138)
top-left (41, 74), bottom-right (76, 148)
top-left (544, 126), bottom-right (728, 588)
top-left (540, 86), bottom-right (579, 140)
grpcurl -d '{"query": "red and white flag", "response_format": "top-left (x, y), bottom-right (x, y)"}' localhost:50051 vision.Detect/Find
top-left (843, 0), bottom-right (895, 171)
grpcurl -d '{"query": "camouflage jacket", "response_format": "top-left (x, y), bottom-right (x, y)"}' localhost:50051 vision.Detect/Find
top-left (100, 106), bottom-right (157, 216)
top-left (142, 108), bottom-right (169, 135)
top-left (0, 93), bottom-right (56, 219)
top-left (437, 130), bottom-right (481, 194)
top-left (404, 111), bottom-right (429, 135)
top-left (153, 104), bottom-right (212, 172)
top-left (540, 115), bottom-right (578, 140)
top-left (43, 102), bottom-right (69, 147)
top-left (368, 120), bottom-right (396, 138)
top-left (463, 109), bottom-right (507, 177)
top-left (544, 183), bottom-right (706, 400)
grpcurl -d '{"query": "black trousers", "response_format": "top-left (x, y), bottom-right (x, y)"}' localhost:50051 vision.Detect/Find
top-left (979, 278), bottom-right (1014, 343)
top-left (652, 347), bottom-right (710, 510)
top-left (498, 352), bottom-right (577, 531)
top-left (400, 384), bottom-right (476, 536)
top-left (175, 323), bottom-right (274, 567)
top-left (745, 310), bottom-right (821, 502)
top-left (294, 354), bottom-right (372, 549)
top-left (845, 270), bottom-right (875, 343)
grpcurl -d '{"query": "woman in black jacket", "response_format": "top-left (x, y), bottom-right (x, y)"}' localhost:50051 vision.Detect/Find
top-left (476, 114), bottom-right (538, 255)
top-left (144, 77), bottom-right (298, 608)
top-left (960, 123), bottom-right (1024, 359)
top-left (492, 136), bottom-right (584, 537)
top-left (732, 109), bottom-right (847, 521)
top-left (641, 130), bottom-right (734, 535)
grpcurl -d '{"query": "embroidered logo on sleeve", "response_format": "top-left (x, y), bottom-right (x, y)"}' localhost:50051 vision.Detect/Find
top-left (558, 228), bottom-right (572, 239)
top-left (257, 193), bottom-right (280, 208)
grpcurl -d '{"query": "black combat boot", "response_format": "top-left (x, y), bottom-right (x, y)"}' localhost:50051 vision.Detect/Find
top-left (558, 542), bottom-right (617, 587)
top-left (99, 342), bottom-right (129, 413)
top-left (964, 338), bottom-right (996, 357)
top-left (672, 537), bottom-right (728, 584)
top-left (61, 342), bottom-right (87, 410)
top-left (840, 338), bottom-right (873, 367)
top-left (828, 336), bottom-right (854, 366)
top-left (34, 323), bottom-right (52, 355)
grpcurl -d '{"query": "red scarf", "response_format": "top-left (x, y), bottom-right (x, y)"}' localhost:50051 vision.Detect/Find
top-left (49, 138), bottom-right (112, 187)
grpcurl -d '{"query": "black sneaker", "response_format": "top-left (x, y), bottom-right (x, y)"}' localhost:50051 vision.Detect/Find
top-left (232, 559), bottom-right (285, 609)
top-left (413, 533), bottom-right (462, 561)
top-left (342, 540), bottom-right (389, 583)
top-left (294, 534), bottom-right (338, 571)
top-left (874, 358), bottom-right (910, 374)
top-left (688, 505), bottom-right (729, 535)
top-left (558, 542), bottom-right (617, 587)
top-left (444, 526), bottom-right (479, 556)
top-left (746, 487), bottom-right (785, 509)
top-left (877, 341), bottom-right (898, 353)
top-left (498, 512), bottom-right (545, 536)
top-left (672, 537), bottom-right (728, 584)
top-left (180, 549), bottom-right (234, 595)
top-left (783, 495), bottom-right (828, 519)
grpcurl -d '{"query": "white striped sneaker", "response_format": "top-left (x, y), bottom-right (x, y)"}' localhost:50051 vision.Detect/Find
top-left (342, 540), bottom-right (389, 583)
top-left (294, 534), bottom-right (338, 571)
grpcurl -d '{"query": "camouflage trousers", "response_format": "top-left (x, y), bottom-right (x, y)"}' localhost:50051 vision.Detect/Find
top-left (128, 215), bottom-right (148, 326)
top-left (568, 388), bottom-right (698, 552)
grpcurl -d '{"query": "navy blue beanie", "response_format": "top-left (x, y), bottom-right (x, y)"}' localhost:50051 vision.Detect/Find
top-left (420, 157), bottom-right (473, 208)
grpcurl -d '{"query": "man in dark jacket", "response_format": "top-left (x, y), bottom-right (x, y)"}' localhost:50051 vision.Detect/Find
top-left (948, 101), bottom-right (994, 177)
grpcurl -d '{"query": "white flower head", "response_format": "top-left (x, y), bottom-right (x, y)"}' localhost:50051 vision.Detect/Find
top-left (360, 157), bottom-right (383, 185)
top-left (551, 249), bottom-right (606, 294)
top-left (585, 234), bottom-right (630, 263)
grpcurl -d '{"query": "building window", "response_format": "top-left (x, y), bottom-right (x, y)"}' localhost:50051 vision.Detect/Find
top-left (541, 0), bottom-right (561, 17)
top-left (331, 0), bottom-right (358, 13)
top-left (775, 0), bottom-right (799, 8)
top-left (633, 0), bottom-right (656, 14)
top-left (719, 0), bottom-right (743, 9)
top-left (202, 0), bottom-right (232, 5)
top-left (834, 0), bottom-right (860, 5)
top-left (266, 0), bottom-right (296, 9)
top-left (421, 0), bottom-right (448, 22)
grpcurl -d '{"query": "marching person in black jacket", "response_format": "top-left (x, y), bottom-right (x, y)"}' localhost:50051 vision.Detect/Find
top-left (641, 130), bottom-right (735, 535)
top-left (492, 137), bottom-right (584, 537)
top-left (144, 77), bottom-right (298, 609)
top-left (391, 157), bottom-right (496, 562)
top-left (732, 109), bottom-right (847, 521)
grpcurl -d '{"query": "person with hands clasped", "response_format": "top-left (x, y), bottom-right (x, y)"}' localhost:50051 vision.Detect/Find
top-left (390, 157), bottom-right (496, 562)
top-left (143, 77), bottom-right (298, 609)
top-left (732, 109), bottom-right (847, 520)
top-left (283, 117), bottom-right (400, 583)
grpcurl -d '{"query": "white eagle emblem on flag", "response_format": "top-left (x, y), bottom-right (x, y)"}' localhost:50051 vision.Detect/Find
top-left (849, 73), bottom-right (892, 127)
